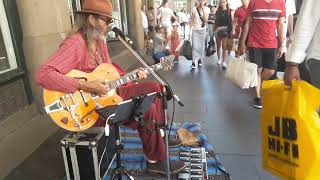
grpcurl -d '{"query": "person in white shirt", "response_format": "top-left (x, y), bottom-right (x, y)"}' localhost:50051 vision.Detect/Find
top-left (284, 0), bottom-right (320, 89)
top-left (141, 5), bottom-right (149, 44)
top-left (275, 0), bottom-right (296, 73)
top-left (190, 0), bottom-right (210, 69)
top-left (284, 0), bottom-right (296, 47)
top-left (158, 0), bottom-right (176, 38)
top-left (147, 7), bottom-right (155, 35)
top-left (177, 9), bottom-right (189, 38)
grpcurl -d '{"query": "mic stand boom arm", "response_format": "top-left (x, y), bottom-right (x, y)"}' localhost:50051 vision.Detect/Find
top-left (116, 35), bottom-right (184, 180)
top-left (116, 36), bottom-right (184, 106)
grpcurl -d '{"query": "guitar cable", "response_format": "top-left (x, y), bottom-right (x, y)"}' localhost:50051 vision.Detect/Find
top-left (99, 113), bottom-right (115, 180)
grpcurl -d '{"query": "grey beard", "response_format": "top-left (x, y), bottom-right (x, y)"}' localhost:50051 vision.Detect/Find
top-left (92, 27), bottom-right (107, 40)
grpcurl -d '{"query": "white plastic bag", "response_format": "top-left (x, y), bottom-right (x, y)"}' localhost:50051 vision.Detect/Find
top-left (225, 56), bottom-right (258, 89)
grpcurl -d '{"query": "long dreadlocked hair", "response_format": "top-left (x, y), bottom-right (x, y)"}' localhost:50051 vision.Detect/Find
top-left (69, 13), bottom-right (99, 51)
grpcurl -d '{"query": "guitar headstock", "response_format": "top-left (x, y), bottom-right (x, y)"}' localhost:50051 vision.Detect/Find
top-left (159, 55), bottom-right (175, 71)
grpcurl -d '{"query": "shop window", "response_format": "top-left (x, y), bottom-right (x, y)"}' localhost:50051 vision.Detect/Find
top-left (0, 1), bottom-right (18, 74)
top-left (67, 0), bottom-right (128, 40)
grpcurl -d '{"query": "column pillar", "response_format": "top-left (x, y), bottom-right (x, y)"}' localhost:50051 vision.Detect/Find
top-left (126, 0), bottom-right (144, 50)
top-left (187, 0), bottom-right (196, 13)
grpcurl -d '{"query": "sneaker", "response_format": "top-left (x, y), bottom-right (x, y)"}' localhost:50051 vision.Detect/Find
top-left (190, 62), bottom-right (196, 69)
top-left (253, 98), bottom-right (262, 109)
top-left (146, 160), bottom-right (186, 175)
top-left (198, 59), bottom-right (203, 67)
top-left (163, 137), bottom-right (182, 148)
top-left (217, 59), bottom-right (222, 65)
top-left (222, 62), bottom-right (227, 69)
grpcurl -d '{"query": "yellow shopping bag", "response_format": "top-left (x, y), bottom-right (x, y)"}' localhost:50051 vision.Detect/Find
top-left (261, 80), bottom-right (320, 180)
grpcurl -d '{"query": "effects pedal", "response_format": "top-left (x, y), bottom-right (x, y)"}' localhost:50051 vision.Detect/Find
top-left (178, 147), bottom-right (208, 180)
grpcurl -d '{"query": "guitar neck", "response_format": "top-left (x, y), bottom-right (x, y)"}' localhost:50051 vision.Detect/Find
top-left (107, 64), bottom-right (162, 89)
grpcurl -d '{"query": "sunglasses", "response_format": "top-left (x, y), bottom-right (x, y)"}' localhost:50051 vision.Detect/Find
top-left (97, 15), bottom-right (114, 24)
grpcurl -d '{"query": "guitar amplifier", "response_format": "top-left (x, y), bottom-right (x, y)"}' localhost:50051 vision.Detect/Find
top-left (61, 128), bottom-right (115, 180)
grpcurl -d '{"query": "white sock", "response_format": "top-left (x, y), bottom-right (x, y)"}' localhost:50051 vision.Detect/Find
top-left (146, 157), bottom-right (157, 163)
top-left (160, 129), bottom-right (164, 137)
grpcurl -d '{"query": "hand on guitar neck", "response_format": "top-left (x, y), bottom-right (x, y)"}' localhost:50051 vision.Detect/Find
top-left (78, 68), bottom-right (147, 96)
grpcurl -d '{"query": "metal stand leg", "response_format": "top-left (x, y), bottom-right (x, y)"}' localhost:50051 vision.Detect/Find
top-left (162, 93), bottom-right (171, 180)
top-left (109, 124), bottom-right (134, 180)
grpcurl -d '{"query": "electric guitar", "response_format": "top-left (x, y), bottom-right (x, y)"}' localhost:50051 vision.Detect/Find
top-left (43, 56), bottom-right (174, 132)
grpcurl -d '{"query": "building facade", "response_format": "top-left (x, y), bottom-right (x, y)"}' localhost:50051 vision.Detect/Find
top-left (0, 0), bottom-right (145, 179)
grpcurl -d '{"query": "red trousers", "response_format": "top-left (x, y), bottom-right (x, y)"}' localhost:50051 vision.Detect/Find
top-left (118, 81), bottom-right (166, 161)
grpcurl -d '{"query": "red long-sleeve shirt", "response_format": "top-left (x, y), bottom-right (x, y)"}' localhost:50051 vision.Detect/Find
top-left (36, 33), bottom-right (112, 93)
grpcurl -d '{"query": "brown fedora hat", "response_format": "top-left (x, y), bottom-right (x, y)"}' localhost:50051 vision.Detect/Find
top-left (74, 0), bottom-right (118, 20)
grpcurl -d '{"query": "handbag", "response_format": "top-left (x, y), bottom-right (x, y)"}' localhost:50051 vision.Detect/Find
top-left (181, 37), bottom-right (193, 60)
top-left (225, 55), bottom-right (258, 89)
top-left (206, 37), bottom-right (216, 57)
top-left (217, 28), bottom-right (229, 38)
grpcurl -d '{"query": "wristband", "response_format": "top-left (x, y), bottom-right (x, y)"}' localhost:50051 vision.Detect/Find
top-left (286, 62), bottom-right (299, 67)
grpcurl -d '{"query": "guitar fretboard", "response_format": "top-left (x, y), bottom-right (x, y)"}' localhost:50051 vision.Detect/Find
top-left (107, 73), bottom-right (138, 89)
top-left (106, 64), bottom-right (162, 89)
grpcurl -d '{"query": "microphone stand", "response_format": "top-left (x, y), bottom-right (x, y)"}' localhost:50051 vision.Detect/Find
top-left (117, 36), bottom-right (184, 180)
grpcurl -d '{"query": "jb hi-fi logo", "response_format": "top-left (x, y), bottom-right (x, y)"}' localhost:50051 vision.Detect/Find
top-left (268, 117), bottom-right (299, 163)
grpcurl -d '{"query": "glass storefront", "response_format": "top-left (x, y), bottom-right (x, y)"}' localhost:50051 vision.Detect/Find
top-left (0, 0), bottom-right (18, 74)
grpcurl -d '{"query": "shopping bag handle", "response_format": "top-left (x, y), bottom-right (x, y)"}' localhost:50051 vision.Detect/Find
top-left (188, 26), bottom-right (192, 40)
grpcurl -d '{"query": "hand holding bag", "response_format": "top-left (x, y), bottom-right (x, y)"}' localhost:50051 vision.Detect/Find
top-left (261, 80), bottom-right (320, 179)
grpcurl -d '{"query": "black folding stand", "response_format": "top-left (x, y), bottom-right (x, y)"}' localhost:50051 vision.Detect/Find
top-left (96, 92), bottom-right (158, 180)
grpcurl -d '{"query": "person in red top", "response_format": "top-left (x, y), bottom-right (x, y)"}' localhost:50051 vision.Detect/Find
top-left (239, 0), bottom-right (286, 109)
top-left (232, 0), bottom-right (249, 39)
top-left (36, 0), bottom-right (185, 175)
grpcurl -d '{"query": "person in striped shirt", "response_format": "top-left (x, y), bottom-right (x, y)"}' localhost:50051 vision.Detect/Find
top-left (239, 0), bottom-right (286, 109)
top-left (36, 0), bottom-right (185, 175)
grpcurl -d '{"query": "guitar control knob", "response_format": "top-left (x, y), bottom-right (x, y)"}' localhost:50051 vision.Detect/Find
top-left (61, 117), bottom-right (68, 124)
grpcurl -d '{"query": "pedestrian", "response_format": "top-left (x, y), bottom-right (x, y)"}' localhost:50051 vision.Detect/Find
top-left (147, 7), bottom-right (156, 38)
top-left (153, 25), bottom-right (168, 63)
top-left (215, 0), bottom-right (232, 69)
top-left (190, 0), bottom-right (210, 69)
top-left (276, 0), bottom-right (296, 72)
top-left (141, 5), bottom-right (149, 46)
top-left (207, 5), bottom-right (217, 41)
top-left (158, 0), bottom-right (176, 38)
top-left (177, 8), bottom-right (189, 38)
top-left (170, 21), bottom-right (180, 61)
top-left (232, 0), bottom-right (249, 57)
top-left (239, 0), bottom-right (286, 109)
top-left (284, 0), bottom-right (320, 89)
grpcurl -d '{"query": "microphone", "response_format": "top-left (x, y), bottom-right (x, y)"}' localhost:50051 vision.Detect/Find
top-left (108, 24), bottom-right (133, 45)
